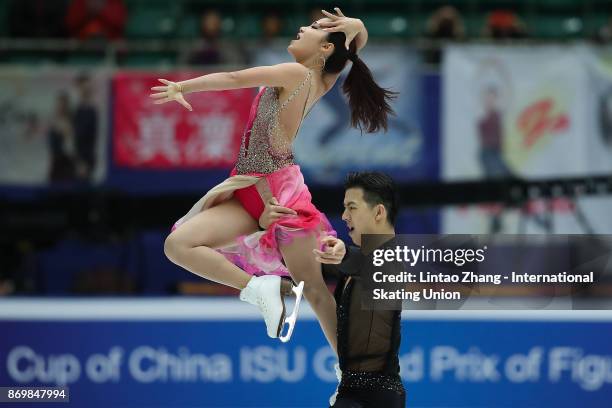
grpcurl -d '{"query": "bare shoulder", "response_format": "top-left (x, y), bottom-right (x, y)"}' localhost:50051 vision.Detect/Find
top-left (273, 63), bottom-right (310, 89)
top-left (274, 62), bottom-right (310, 76)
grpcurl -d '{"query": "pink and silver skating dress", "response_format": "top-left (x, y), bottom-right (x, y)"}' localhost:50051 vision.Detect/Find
top-left (172, 70), bottom-right (336, 276)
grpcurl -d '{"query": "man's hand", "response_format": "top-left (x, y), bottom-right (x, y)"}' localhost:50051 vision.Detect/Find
top-left (313, 236), bottom-right (346, 264)
top-left (258, 197), bottom-right (297, 229)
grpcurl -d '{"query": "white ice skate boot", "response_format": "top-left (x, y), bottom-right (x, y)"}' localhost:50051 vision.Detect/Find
top-left (240, 275), bottom-right (304, 342)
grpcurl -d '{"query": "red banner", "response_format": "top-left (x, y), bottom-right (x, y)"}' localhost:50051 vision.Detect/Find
top-left (113, 72), bottom-right (254, 168)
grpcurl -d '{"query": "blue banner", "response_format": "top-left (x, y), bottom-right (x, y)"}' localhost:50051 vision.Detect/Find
top-left (1, 300), bottom-right (611, 407)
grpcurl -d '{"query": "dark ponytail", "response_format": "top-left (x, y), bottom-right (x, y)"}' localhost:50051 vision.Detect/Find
top-left (323, 31), bottom-right (397, 133)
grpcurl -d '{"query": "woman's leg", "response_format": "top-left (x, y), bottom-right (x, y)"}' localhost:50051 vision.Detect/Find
top-left (164, 197), bottom-right (258, 290)
top-left (280, 234), bottom-right (338, 354)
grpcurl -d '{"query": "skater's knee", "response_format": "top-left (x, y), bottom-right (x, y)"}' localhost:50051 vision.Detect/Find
top-left (163, 233), bottom-right (181, 263)
top-left (164, 231), bottom-right (217, 265)
top-left (164, 232), bottom-right (193, 263)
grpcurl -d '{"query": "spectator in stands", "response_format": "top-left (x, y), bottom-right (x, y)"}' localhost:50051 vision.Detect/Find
top-left (423, 5), bottom-right (465, 65)
top-left (66, 0), bottom-right (127, 41)
top-left (189, 9), bottom-right (223, 65)
top-left (73, 74), bottom-right (98, 182)
top-left (425, 6), bottom-right (465, 40)
top-left (594, 16), bottom-right (612, 44)
top-left (484, 10), bottom-right (527, 39)
top-left (261, 11), bottom-right (283, 42)
top-left (48, 92), bottom-right (76, 183)
top-left (9, 0), bottom-right (69, 38)
top-left (200, 8), bottom-right (223, 41)
top-left (249, 11), bottom-right (285, 64)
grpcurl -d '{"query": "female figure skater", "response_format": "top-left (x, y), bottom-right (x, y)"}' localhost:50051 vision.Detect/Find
top-left (152, 8), bottom-right (395, 348)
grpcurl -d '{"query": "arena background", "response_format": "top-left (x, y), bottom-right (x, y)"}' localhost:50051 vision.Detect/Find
top-left (1, 0), bottom-right (612, 407)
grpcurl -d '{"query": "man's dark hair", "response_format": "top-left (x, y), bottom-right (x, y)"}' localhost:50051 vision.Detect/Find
top-left (344, 172), bottom-right (399, 225)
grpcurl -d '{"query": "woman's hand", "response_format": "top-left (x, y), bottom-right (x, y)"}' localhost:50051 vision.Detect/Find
top-left (258, 197), bottom-right (298, 230)
top-left (150, 79), bottom-right (193, 111)
top-left (319, 7), bottom-right (364, 49)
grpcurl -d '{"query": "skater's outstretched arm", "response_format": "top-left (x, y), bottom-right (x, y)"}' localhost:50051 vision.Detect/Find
top-left (149, 63), bottom-right (310, 111)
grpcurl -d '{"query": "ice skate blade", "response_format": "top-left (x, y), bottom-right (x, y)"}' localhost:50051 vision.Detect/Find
top-left (278, 281), bottom-right (304, 343)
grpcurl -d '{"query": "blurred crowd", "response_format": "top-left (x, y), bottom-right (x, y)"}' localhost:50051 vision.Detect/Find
top-left (9, 0), bottom-right (128, 40)
top-left (3, 1), bottom-right (612, 66)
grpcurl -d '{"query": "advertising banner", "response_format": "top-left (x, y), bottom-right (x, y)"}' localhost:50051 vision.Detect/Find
top-left (0, 68), bottom-right (109, 186)
top-left (442, 46), bottom-right (612, 234)
top-left (113, 72), bottom-right (253, 169)
top-left (1, 299), bottom-right (611, 407)
top-left (442, 45), bottom-right (612, 181)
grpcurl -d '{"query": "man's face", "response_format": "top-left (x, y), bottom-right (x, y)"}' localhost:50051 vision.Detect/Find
top-left (342, 187), bottom-right (379, 246)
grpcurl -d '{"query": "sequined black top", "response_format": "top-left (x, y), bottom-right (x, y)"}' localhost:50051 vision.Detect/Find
top-left (327, 246), bottom-right (405, 394)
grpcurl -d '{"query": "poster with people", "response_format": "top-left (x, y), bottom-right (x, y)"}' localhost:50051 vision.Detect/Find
top-left (442, 45), bottom-right (612, 234)
top-left (442, 45), bottom-right (600, 181)
top-left (587, 47), bottom-right (612, 175)
top-left (0, 68), bottom-right (109, 186)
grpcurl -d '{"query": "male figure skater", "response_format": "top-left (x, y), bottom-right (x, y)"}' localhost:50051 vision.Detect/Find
top-left (259, 171), bottom-right (405, 408)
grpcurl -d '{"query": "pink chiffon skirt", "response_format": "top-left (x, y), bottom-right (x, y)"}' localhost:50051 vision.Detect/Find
top-left (172, 164), bottom-right (336, 277)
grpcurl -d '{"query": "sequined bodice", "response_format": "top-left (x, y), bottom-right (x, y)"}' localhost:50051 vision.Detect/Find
top-left (235, 71), bottom-right (312, 175)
